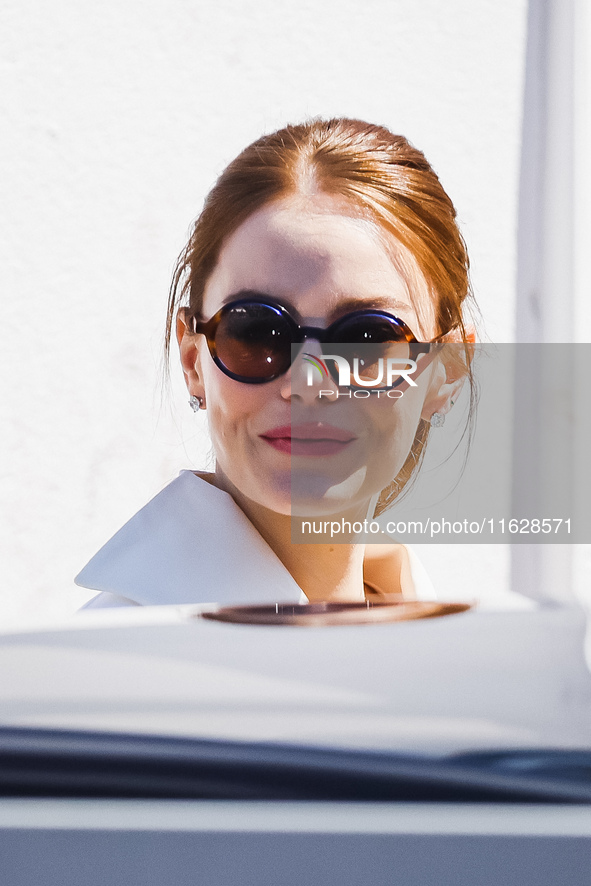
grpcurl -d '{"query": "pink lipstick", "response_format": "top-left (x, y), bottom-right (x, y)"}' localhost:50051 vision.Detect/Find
top-left (260, 423), bottom-right (356, 456)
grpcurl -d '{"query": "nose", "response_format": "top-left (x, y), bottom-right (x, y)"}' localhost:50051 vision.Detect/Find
top-left (279, 339), bottom-right (339, 403)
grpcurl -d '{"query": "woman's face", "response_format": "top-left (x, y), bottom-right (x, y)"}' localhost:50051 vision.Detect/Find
top-left (179, 193), bottom-right (448, 518)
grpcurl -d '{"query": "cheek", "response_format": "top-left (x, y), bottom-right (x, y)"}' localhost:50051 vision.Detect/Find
top-left (201, 362), bottom-right (272, 468)
top-left (374, 398), bottom-right (423, 457)
top-left (362, 384), bottom-right (429, 481)
top-left (205, 373), bottom-right (254, 444)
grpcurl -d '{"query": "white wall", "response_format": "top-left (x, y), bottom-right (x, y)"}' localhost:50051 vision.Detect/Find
top-left (0, 0), bottom-right (528, 624)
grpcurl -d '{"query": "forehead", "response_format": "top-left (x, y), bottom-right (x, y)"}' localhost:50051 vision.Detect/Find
top-left (202, 195), bottom-right (434, 331)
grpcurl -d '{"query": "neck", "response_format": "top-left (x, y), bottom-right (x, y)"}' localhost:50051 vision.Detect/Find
top-left (211, 472), bottom-right (367, 603)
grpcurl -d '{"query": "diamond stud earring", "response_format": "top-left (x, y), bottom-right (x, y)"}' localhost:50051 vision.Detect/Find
top-left (189, 395), bottom-right (203, 412)
top-left (430, 412), bottom-right (445, 428)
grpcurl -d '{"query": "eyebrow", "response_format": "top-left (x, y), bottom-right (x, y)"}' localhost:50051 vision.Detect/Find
top-left (222, 290), bottom-right (275, 306)
top-left (330, 295), bottom-right (414, 317)
top-left (222, 290), bottom-right (415, 320)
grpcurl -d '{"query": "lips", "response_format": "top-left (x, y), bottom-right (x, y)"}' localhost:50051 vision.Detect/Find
top-left (260, 423), bottom-right (357, 456)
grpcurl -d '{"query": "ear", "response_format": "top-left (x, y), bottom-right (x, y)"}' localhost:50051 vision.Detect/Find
top-left (420, 335), bottom-right (473, 422)
top-left (176, 309), bottom-right (206, 403)
top-left (420, 368), bottom-right (466, 422)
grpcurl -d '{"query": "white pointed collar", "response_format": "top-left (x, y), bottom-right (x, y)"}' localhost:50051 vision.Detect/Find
top-left (75, 471), bottom-right (304, 606)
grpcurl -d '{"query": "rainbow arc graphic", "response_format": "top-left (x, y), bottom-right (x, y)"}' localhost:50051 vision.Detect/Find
top-left (302, 353), bottom-right (329, 379)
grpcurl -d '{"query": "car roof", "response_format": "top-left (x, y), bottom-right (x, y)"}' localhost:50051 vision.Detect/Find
top-left (1, 603), bottom-right (590, 755)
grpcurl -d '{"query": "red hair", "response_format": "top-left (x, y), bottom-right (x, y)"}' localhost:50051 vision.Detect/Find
top-left (166, 118), bottom-right (473, 355)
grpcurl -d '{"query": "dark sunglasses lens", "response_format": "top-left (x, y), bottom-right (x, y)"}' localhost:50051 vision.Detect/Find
top-left (215, 304), bottom-right (293, 379)
top-left (330, 314), bottom-right (413, 387)
top-left (332, 314), bottom-right (411, 345)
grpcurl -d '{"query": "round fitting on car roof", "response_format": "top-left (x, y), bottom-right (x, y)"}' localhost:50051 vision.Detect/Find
top-left (200, 600), bottom-right (472, 627)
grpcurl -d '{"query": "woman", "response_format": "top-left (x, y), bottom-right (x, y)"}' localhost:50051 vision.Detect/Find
top-left (76, 118), bottom-right (473, 609)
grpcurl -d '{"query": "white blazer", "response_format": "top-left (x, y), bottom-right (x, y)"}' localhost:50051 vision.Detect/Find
top-left (76, 471), bottom-right (436, 608)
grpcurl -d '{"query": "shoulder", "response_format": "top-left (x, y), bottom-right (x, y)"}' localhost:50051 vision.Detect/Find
top-left (75, 471), bottom-right (302, 607)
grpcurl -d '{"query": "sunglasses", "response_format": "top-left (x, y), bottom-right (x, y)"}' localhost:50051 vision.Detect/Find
top-left (189, 296), bottom-right (433, 386)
